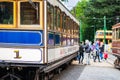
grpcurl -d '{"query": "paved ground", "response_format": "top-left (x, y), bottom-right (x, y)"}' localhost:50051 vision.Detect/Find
top-left (53, 54), bottom-right (120, 80)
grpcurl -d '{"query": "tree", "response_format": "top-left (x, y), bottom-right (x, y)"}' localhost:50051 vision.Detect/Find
top-left (85, 0), bottom-right (120, 30)
top-left (71, 0), bottom-right (89, 41)
top-left (74, 0), bottom-right (120, 41)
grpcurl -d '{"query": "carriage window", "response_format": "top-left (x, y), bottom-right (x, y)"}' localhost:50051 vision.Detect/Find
top-left (0, 2), bottom-right (13, 24)
top-left (57, 9), bottom-right (60, 31)
top-left (61, 35), bottom-right (67, 46)
top-left (47, 3), bottom-right (54, 30)
top-left (48, 32), bottom-right (54, 46)
top-left (54, 7), bottom-right (57, 30)
top-left (51, 6), bottom-right (54, 30)
top-left (47, 3), bottom-right (50, 30)
top-left (62, 14), bottom-right (66, 32)
top-left (55, 34), bottom-right (60, 45)
top-left (68, 19), bottom-right (71, 33)
top-left (67, 37), bottom-right (71, 46)
top-left (99, 32), bottom-right (104, 35)
top-left (20, 2), bottom-right (39, 25)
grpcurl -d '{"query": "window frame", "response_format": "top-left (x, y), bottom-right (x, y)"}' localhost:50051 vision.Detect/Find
top-left (0, 1), bottom-right (16, 28)
top-left (18, 1), bottom-right (43, 29)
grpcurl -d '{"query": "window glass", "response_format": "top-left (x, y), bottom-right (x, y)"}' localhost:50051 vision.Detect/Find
top-left (20, 2), bottom-right (39, 25)
top-left (67, 37), bottom-right (71, 46)
top-left (99, 32), bottom-right (103, 35)
top-left (68, 18), bottom-right (71, 34)
top-left (47, 3), bottom-right (54, 30)
top-left (57, 9), bottom-right (60, 31)
top-left (71, 38), bottom-right (74, 45)
top-left (50, 6), bottom-right (54, 30)
top-left (54, 7), bottom-right (57, 30)
top-left (110, 33), bottom-right (112, 36)
top-left (63, 14), bottom-right (66, 32)
top-left (47, 3), bottom-right (50, 29)
top-left (65, 17), bottom-right (68, 33)
top-left (48, 32), bottom-right (54, 46)
top-left (0, 2), bottom-right (13, 24)
top-left (61, 35), bottom-right (67, 46)
top-left (55, 34), bottom-right (60, 45)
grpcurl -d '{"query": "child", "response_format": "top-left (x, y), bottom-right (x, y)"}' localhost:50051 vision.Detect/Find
top-left (104, 51), bottom-right (108, 60)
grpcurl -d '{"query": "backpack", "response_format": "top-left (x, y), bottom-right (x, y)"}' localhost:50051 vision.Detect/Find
top-left (79, 45), bottom-right (84, 52)
top-left (85, 44), bottom-right (91, 53)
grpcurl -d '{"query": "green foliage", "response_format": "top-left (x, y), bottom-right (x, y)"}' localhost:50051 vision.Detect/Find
top-left (71, 0), bottom-right (89, 41)
top-left (85, 0), bottom-right (120, 28)
top-left (73, 0), bottom-right (120, 41)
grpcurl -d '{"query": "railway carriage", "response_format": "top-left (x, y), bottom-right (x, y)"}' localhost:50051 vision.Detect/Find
top-left (0, 0), bottom-right (80, 80)
top-left (112, 23), bottom-right (120, 68)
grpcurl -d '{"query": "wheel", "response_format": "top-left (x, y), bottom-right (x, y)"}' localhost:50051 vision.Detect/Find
top-left (114, 58), bottom-right (120, 69)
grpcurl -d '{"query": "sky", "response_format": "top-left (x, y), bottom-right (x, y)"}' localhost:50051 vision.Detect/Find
top-left (61, 0), bottom-right (80, 10)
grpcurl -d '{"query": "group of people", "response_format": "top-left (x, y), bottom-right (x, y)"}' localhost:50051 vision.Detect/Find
top-left (78, 39), bottom-right (108, 65)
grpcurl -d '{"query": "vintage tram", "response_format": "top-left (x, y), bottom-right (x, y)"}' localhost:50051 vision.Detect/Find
top-left (112, 23), bottom-right (120, 68)
top-left (95, 30), bottom-right (112, 44)
top-left (0, 0), bottom-right (80, 80)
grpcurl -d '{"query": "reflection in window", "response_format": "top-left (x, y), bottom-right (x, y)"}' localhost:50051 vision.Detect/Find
top-left (67, 37), bottom-right (71, 46)
top-left (61, 35), bottom-right (66, 46)
top-left (20, 2), bottom-right (39, 25)
top-left (48, 32), bottom-right (54, 46)
top-left (0, 2), bottom-right (13, 24)
top-left (71, 38), bottom-right (74, 45)
top-left (74, 38), bottom-right (78, 45)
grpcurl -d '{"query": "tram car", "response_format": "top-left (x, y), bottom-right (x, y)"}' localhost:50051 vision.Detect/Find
top-left (95, 30), bottom-right (112, 44)
top-left (0, 0), bottom-right (80, 80)
top-left (112, 23), bottom-right (120, 68)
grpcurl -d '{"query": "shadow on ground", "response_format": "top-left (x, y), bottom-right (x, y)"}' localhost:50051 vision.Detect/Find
top-left (53, 62), bottom-right (86, 80)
